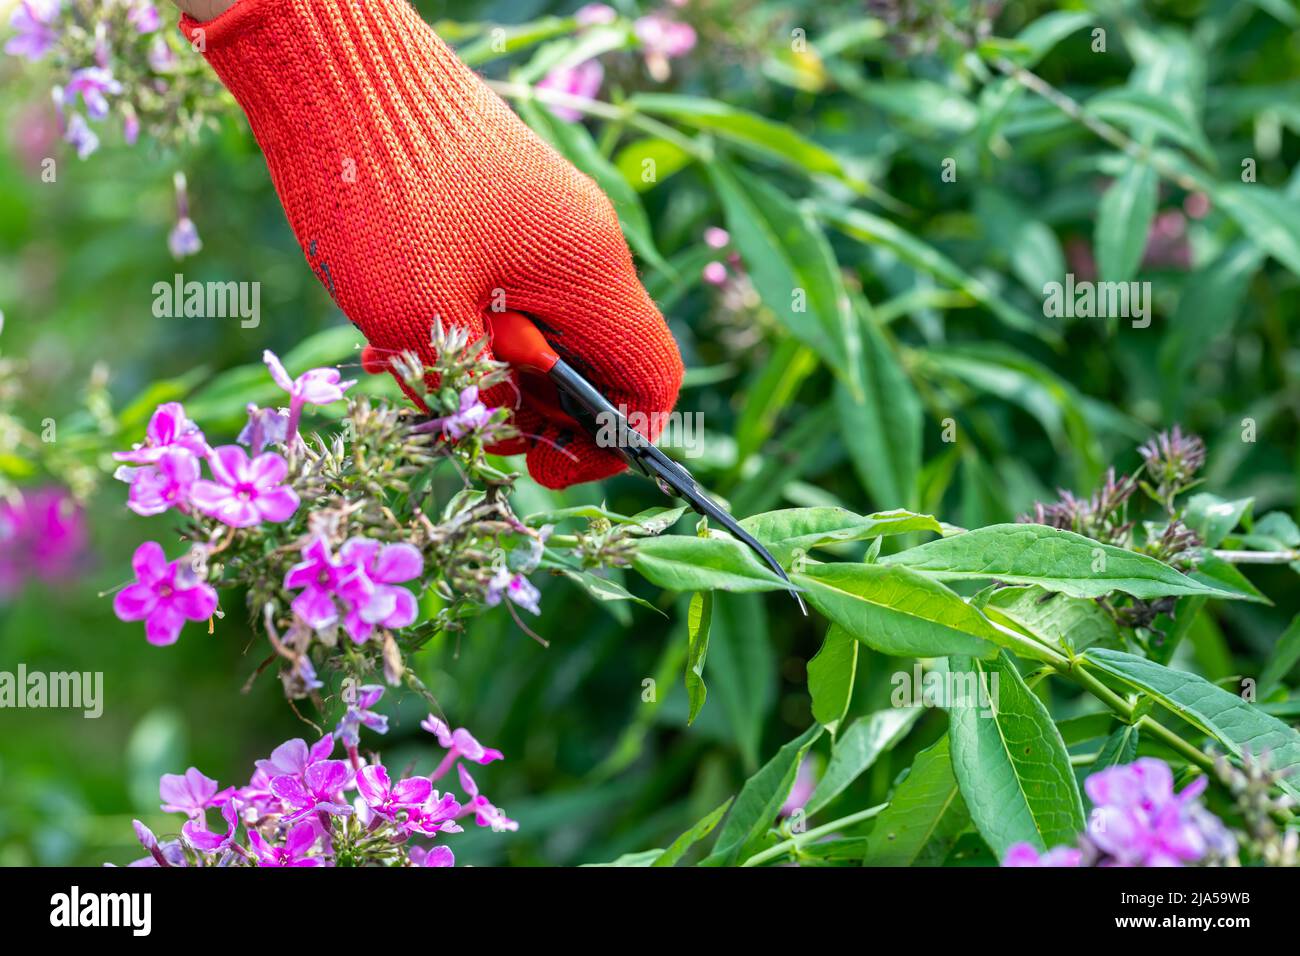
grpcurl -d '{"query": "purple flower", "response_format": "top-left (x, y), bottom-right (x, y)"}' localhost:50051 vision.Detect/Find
top-left (634, 13), bottom-right (695, 80)
top-left (247, 820), bottom-right (322, 867)
top-left (168, 217), bottom-right (202, 259)
top-left (421, 715), bottom-right (504, 778)
top-left (182, 799), bottom-right (240, 853)
top-left (704, 227), bottom-right (730, 249)
top-left (255, 734), bottom-right (335, 781)
top-left (190, 445), bottom-right (299, 528)
top-left (113, 541), bottom-right (218, 646)
top-left (128, 1), bottom-right (161, 33)
top-left (702, 261), bottom-right (728, 286)
top-left (159, 767), bottom-right (227, 819)
top-left (337, 538), bottom-right (423, 643)
top-left (1002, 842), bottom-right (1083, 867)
top-left (357, 765), bottom-right (433, 821)
top-left (284, 538), bottom-right (373, 632)
top-left (574, 3), bottom-right (616, 26)
top-left (65, 67), bottom-right (122, 120)
top-left (406, 791), bottom-right (463, 836)
top-left (147, 34), bottom-right (177, 72)
top-left (271, 760), bottom-right (354, 822)
top-left (409, 844), bottom-right (455, 867)
top-left (263, 350), bottom-right (355, 442)
top-left (64, 113), bottom-right (98, 160)
top-left (780, 755), bottom-right (819, 817)
top-left (0, 486), bottom-right (87, 597)
top-left (124, 447), bottom-right (199, 517)
top-left (129, 820), bottom-right (185, 867)
top-left (113, 402), bottom-right (209, 465)
top-left (5, 0), bottom-right (60, 62)
top-left (421, 385), bottom-right (494, 441)
top-left (122, 107), bottom-right (140, 146)
top-left (537, 60), bottom-right (604, 122)
top-left (1085, 758), bottom-right (1217, 867)
top-left (237, 403), bottom-right (289, 455)
top-left (484, 567), bottom-right (541, 615)
top-left (634, 14), bottom-right (697, 57)
top-left (457, 765), bottom-right (518, 832)
top-left (335, 683), bottom-right (388, 748)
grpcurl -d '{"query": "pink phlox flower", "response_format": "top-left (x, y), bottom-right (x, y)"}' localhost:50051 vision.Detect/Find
top-left (255, 734), bottom-right (335, 781)
top-left (409, 844), bottom-right (455, 867)
top-left (65, 66), bottom-right (122, 120)
top-left (537, 60), bottom-right (604, 122)
top-left (158, 767), bottom-right (232, 819)
top-left (484, 566), bottom-right (541, 615)
top-left (356, 765), bottom-right (433, 822)
top-left (421, 714), bottom-right (504, 771)
top-left (191, 445), bottom-right (299, 528)
top-left (337, 537), bottom-right (423, 643)
top-left (271, 759), bottom-right (354, 822)
top-left (247, 820), bottom-right (323, 867)
top-left (5, 0), bottom-right (60, 62)
top-left (457, 764), bottom-right (518, 832)
top-left (181, 798), bottom-right (241, 853)
top-left (1002, 842), bottom-right (1083, 867)
top-left (113, 541), bottom-right (218, 646)
top-left (113, 402), bottom-right (209, 465)
top-left (124, 446), bottom-right (199, 517)
top-left (425, 385), bottom-right (493, 440)
top-left (284, 537), bottom-right (374, 632)
top-left (335, 683), bottom-right (388, 748)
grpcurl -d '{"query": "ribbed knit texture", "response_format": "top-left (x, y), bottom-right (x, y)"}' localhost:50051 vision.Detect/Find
top-left (180, 0), bottom-right (683, 488)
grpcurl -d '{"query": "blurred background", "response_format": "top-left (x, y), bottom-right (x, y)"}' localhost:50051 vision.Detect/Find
top-left (2, 0), bottom-right (1299, 865)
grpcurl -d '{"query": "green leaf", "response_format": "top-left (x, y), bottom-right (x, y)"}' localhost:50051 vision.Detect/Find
top-left (1213, 183), bottom-right (1300, 279)
top-left (1085, 89), bottom-right (1215, 165)
top-left (981, 585), bottom-right (1121, 653)
top-left (807, 625), bottom-right (857, 733)
top-left (707, 594), bottom-right (775, 770)
top-left (1260, 614), bottom-right (1300, 693)
top-left (836, 306), bottom-right (921, 509)
top-left (632, 534), bottom-right (793, 593)
top-left (739, 507), bottom-right (943, 565)
top-left (880, 523), bottom-right (1243, 600)
top-left (1184, 493), bottom-right (1253, 548)
top-left (630, 93), bottom-right (859, 187)
top-left (792, 563), bottom-right (1000, 658)
top-left (709, 162), bottom-right (860, 392)
top-left (806, 708), bottom-right (921, 816)
top-left (614, 137), bottom-right (694, 193)
top-left (840, 79), bottom-right (977, 135)
top-left (1096, 158), bottom-right (1159, 283)
top-left (948, 652), bottom-right (1086, 856)
top-left (559, 569), bottom-right (663, 616)
top-left (1085, 648), bottom-right (1300, 798)
top-left (456, 16), bottom-right (577, 67)
top-left (817, 203), bottom-right (1047, 339)
top-left (731, 340), bottom-right (819, 472)
top-left (684, 591), bottom-right (713, 725)
top-left (704, 724), bottom-right (823, 866)
top-left (863, 735), bottom-right (970, 866)
top-left (652, 798), bottom-right (733, 867)
top-left (1094, 723), bottom-right (1140, 771)
top-left (1003, 10), bottom-right (1093, 67)
top-left (582, 849), bottom-right (666, 867)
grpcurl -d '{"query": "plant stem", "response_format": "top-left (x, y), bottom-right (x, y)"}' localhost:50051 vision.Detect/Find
top-left (740, 802), bottom-right (887, 868)
top-left (1211, 549), bottom-right (1300, 564)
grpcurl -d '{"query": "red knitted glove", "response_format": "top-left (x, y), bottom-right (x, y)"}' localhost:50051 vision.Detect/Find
top-left (180, 0), bottom-right (683, 489)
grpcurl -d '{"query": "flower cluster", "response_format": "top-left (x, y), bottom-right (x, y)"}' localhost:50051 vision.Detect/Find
top-left (1003, 757), bottom-right (1236, 867)
top-left (536, 4), bottom-right (697, 123)
top-left (1138, 424), bottom-right (1207, 513)
top-left (122, 694), bottom-right (516, 867)
top-left (0, 485), bottom-right (88, 599)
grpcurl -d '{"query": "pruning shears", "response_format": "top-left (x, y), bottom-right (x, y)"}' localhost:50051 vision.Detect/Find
top-left (488, 311), bottom-right (806, 615)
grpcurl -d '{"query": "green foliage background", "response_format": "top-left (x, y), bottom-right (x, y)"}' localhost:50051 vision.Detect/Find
top-left (2, 0), bottom-right (1299, 865)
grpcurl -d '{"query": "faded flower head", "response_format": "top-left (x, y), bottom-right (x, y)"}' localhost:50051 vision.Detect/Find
top-left (1139, 425), bottom-right (1206, 508)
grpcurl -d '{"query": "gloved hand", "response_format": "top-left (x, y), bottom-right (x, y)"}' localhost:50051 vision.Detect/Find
top-left (180, 0), bottom-right (683, 488)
